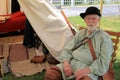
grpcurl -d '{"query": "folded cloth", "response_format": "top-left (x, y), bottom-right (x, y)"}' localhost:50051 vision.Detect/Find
top-left (10, 60), bottom-right (45, 77)
top-left (0, 16), bottom-right (11, 23)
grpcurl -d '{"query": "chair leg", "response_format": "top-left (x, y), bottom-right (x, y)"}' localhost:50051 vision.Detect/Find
top-left (0, 60), bottom-right (4, 77)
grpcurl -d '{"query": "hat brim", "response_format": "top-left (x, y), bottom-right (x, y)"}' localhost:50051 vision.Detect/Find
top-left (80, 12), bottom-right (101, 19)
top-left (80, 13), bottom-right (85, 19)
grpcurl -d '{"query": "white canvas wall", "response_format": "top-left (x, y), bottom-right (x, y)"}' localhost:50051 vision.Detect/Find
top-left (0, 0), bottom-right (11, 15)
top-left (18, 0), bottom-right (76, 60)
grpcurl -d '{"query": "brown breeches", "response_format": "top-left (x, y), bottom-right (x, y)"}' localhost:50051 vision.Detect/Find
top-left (45, 65), bottom-right (92, 80)
top-left (45, 66), bottom-right (63, 80)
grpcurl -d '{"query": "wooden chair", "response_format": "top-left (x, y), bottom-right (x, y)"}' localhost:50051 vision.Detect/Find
top-left (105, 30), bottom-right (120, 63)
top-left (0, 44), bottom-right (4, 77)
top-left (0, 59), bottom-right (4, 77)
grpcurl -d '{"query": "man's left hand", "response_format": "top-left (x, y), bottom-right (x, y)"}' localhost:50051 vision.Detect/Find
top-left (75, 67), bottom-right (91, 80)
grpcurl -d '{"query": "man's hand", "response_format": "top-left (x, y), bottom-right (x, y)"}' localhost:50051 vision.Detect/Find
top-left (75, 67), bottom-right (91, 80)
top-left (63, 60), bottom-right (73, 77)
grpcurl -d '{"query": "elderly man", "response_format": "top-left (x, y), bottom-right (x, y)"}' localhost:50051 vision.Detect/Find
top-left (45, 6), bottom-right (113, 80)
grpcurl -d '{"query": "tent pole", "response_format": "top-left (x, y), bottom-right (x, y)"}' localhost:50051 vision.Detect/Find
top-left (99, 0), bottom-right (103, 28)
top-left (6, 0), bottom-right (8, 14)
top-left (100, 0), bottom-right (103, 14)
top-left (117, 0), bottom-right (120, 15)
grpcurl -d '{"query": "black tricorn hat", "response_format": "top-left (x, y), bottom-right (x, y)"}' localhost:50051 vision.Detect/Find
top-left (80, 6), bottom-right (101, 19)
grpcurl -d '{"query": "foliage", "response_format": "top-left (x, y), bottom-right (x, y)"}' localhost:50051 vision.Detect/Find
top-left (113, 60), bottom-right (120, 80)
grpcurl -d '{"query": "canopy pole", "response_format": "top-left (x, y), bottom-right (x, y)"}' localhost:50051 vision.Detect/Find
top-left (99, 0), bottom-right (103, 28)
top-left (117, 0), bottom-right (120, 15)
top-left (100, 0), bottom-right (103, 14)
top-left (6, 0), bottom-right (8, 14)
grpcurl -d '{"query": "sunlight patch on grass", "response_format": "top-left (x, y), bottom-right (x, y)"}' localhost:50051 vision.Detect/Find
top-left (104, 16), bottom-right (120, 22)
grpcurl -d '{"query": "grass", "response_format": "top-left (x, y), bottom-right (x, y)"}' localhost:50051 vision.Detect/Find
top-left (3, 71), bottom-right (45, 80)
top-left (68, 16), bottom-right (120, 32)
top-left (2, 16), bottom-right (120, 80)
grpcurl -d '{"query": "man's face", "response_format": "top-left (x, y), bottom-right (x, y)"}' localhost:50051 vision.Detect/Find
top-left (84, 14), bottom-right (100, 32)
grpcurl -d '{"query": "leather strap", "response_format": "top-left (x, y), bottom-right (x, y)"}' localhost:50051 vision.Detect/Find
top-left (61, 10), bottom-right (76, 35)
top-left (88, 39), bottom-right (115, 80)
top-left (88, 39), bottom-right (97, 60)
top-left (72, 37), bottom-right (89, 51)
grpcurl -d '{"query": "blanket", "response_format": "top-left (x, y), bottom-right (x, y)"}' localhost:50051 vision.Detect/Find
top-left (0, 43), bottom-right (52, 77)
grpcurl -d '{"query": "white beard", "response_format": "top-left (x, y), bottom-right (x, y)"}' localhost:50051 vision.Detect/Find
top-left (87, 23), bottom-right (99, 32)
top-left (87, 25), bottom-right (97, 32)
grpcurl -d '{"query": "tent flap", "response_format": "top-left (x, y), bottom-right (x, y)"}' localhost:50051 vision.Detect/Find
top-left (18, 0), bottom-right (76, 59)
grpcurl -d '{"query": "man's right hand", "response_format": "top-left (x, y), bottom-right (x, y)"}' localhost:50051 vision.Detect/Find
top-left (63, 60), bottom-right (73, 77)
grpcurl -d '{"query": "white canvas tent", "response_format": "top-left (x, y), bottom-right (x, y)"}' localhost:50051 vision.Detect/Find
top-left (0, 0), bottom-right (11, 15)
top-left (18, 0), bottom-right (76, 60)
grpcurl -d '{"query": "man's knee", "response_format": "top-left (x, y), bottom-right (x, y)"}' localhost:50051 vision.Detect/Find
top-left (45, 66), bottom-right (63, 80)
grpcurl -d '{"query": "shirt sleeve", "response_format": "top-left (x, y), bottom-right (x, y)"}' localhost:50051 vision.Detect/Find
top-left (89, 33), bottom-right (114, 75)
top-left (58, 31), bottom-right (82, 62)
